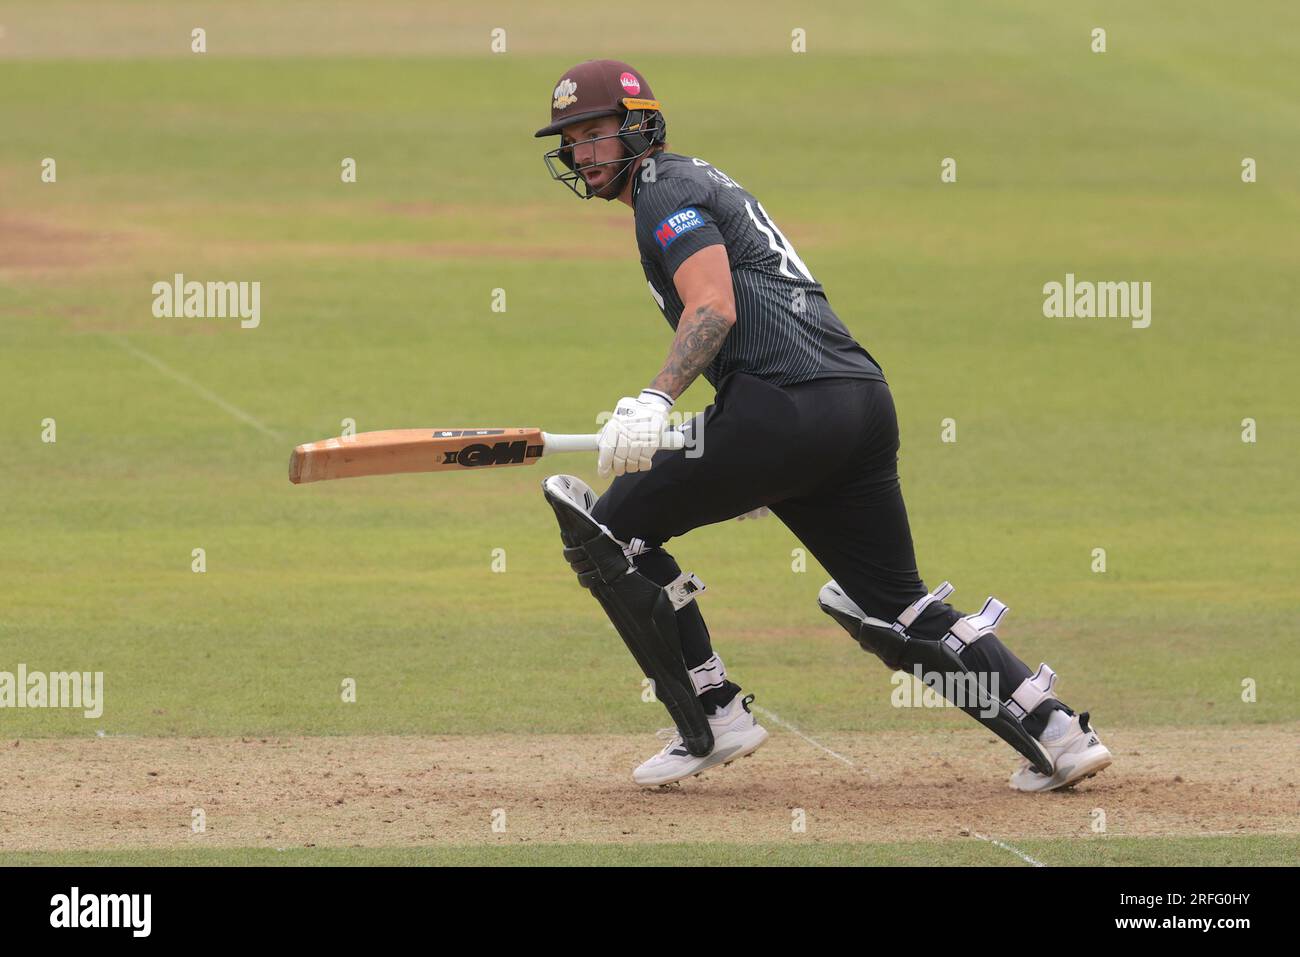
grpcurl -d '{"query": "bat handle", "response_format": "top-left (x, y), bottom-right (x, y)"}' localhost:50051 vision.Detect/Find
top-left (541, 430), bottom-right (687, 455)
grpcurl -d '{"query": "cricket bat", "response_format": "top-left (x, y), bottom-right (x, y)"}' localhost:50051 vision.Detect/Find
top-left (288, 427), bottom-right (686, 484)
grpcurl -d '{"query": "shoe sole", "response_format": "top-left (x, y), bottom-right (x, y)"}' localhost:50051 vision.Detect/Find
top-left (1009, 745), bottom-right (1113, 793)
top-left (635, 726), bottom-right (769, 787)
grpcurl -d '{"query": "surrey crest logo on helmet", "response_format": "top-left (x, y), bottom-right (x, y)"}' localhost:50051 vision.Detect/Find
top-left (553, 78), bottom-right (578, 109)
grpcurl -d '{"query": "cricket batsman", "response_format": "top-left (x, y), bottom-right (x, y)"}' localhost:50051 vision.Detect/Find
top-left (535, 59), bottom-right (1113, 790)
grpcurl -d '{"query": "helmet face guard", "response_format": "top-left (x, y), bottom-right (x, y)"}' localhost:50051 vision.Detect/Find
top-left (542, 102), bottom-right (666, 200)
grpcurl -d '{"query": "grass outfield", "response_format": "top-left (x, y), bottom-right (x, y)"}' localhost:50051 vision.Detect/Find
top-left (2, 835), bottom-right (1296, 867)
top-left (1, 2), bottom-right (1297, 863)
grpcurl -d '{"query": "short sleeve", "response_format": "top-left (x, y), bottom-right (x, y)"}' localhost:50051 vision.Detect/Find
top-left (635, 176), bottom-right (726, 280)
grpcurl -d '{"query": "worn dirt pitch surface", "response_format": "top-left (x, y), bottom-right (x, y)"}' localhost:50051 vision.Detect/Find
top-left (4, 725), bottom-right (1296, 853)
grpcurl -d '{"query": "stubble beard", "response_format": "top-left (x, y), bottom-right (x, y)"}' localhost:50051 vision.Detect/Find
top-left (585, 160), bottom-right (630, 202)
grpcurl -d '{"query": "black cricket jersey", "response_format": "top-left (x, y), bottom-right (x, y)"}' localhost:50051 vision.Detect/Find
top-left (632, 152), bottom-right (886, 388)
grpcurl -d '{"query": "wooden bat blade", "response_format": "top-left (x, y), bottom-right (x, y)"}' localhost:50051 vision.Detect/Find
top-left (289, 428), bottom-right (546, 484)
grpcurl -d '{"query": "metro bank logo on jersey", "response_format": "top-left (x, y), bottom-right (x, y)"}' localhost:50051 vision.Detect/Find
top-left (654, 208), bottom-right (705, 249)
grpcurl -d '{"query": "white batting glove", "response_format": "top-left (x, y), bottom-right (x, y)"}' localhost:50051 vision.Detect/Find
top-left (597, 389), bottom-right (674, 477)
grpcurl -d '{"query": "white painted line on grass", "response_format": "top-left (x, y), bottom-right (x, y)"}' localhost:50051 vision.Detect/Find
top-left (970, 831), bottom-right (1046, 867)
top-left (109, 336), bottom-right (280, 440)
top-left (753, 703), bottom-right (1048, 866)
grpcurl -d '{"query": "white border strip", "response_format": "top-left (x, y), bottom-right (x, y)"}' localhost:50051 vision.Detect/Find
top-left (109, 336), bottom-right (280, 440)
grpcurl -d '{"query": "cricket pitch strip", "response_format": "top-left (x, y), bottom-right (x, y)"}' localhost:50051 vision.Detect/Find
top-left (2, 725), bottom-right (1296, 852)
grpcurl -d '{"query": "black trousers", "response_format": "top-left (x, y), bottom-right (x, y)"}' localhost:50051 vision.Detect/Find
top-left (590, 372), bottom-right (1069, 736)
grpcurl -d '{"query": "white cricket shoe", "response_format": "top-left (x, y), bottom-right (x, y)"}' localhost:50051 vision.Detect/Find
top-left (633, 693), bottom-right (769, 787)
top-left (1009, 711), bottom-right (1113, 792)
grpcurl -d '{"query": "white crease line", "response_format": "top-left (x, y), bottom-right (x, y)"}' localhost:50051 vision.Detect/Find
top-left (109, 336), bottom-right (280, 440)
top-left (753, 703), bottom-right (1048, 867)
top-left (750, 705), bottom-right (863, 772)
top-left (970, 831), bottom-right (1046, 867)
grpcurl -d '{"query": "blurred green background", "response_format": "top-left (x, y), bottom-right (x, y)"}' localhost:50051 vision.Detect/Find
top-left (1, 1), bottom-right (1297, 739)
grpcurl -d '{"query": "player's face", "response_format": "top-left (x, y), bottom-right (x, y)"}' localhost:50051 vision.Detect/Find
top-left (561, 116), bottom-right (626, 199)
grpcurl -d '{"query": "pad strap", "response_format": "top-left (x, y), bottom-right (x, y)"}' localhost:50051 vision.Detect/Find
top-left (689, 654), bottom-right (727, 695)
top-left (622, 535), bottom-right (651, 560)
top-left (895, 581), bottom-right (955, 629)
top-left (941, 597), bottom-right (1010, 654)
top-left (664, 572), bottom-right (706, 610)
top-left (894, 582), bottom-right (1009, 656)
top-left (1006, 663), bottom-right (1058, 719)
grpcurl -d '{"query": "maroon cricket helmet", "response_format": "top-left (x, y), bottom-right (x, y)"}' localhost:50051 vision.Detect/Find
top-left (535, 59), bottom-right (667, 200)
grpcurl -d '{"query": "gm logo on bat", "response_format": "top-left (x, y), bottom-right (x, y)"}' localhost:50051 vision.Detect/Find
top-left (442, 440), bottom-right (544, 467)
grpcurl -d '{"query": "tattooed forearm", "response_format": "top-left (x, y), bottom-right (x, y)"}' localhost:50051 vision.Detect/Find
top-left (650, 303), bottom-right (735, 399)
